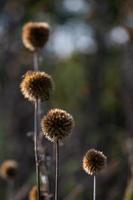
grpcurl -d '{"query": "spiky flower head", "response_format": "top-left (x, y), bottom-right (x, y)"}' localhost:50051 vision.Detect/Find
top-left (29, 186), bottom-right (45, 200)
top-left (20, 71), bottom-right (53, 102)
top-left (29, 186), bottom-right (38, 200)
top-left (41, 108), bottom-right (74, 142)
top-left (22, 22), bottom-right (50, 51)
top-left (0, 160), bottom-right (18, 180)
top-left (83, 149), bottom-right (107, 175)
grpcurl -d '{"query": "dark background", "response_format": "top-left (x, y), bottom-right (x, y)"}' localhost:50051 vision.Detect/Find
top-left (0, 0), bottom-right (133, 199)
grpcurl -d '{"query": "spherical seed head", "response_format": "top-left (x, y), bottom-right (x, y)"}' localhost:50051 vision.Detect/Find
top-left (20, 71), bottom-right (53, 102)
top-left (22, 22), bottom-right (50, 51)
top-left (41, 108), bottom-right (74, 142)
top-left (0, 160), bottom-right (18, 180)
top-left (29, 186), bottom-right (38, 200)
top-left (83, 149), bottom-right (107, 175)
top-left (29, 186), bottom-right (44, 200)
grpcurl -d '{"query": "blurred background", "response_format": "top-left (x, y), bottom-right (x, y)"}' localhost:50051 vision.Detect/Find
top-left (0, 0), bottom-right (133, 199)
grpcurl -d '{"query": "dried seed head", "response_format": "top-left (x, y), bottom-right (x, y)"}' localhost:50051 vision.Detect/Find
top-left (83, 149), bottom-right (107, 175)
top-left (41, 108), bottom-right (74, 142)
top-left (20, 71), bottom-right (53, 102)
top-left (0, 160), bottom-right (18, 180)
top-left (22, 22), bottom-right (50, 51)
top-left (29, 186), bottom-right (44, 200)
top-left (29, 186), bottom-right (38, 200)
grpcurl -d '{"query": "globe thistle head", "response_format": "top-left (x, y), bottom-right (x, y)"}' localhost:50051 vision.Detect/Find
top-left (29, 186), bottom-right (38, 200)
top-left (22, 22), bottom-right (50, 51)
top-left (20, 71), bottom-right (53, 102)
top-left (29, 186), bottom-right (44, 200)
top-left (41, 108), bottom-right (74, 142)
top-left (83, 149), bottom-right (107, 175)
top-left (0, 160), bottom-right (18, 180)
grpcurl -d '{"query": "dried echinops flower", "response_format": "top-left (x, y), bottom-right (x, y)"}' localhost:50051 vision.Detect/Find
top-left (22, 22), bottom-right (50, 51)
top-left (20, 71), bottom-right (53, 102)
top-left (41, 108), bottom-right (74, 142)
top-left (0, 160), bottom-right (18, 180)
top-left (29, 186), bottom-right (38, 200)
top-left (83, 149), bottom-right (107, 175)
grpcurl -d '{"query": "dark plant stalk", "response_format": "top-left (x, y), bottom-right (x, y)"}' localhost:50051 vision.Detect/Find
top-left (33, 51), bottom-right (41, 198)
top-left (34, 101), bottom-right (41, 199)
top-left (33, 50), bottom-right (51, 199)
top-left (33, 51), bottom-right (39, 71)
top-left (55, 140), bottom-right (59, 200)
top-left (33, 51), bottom-right (41, 125)
top-left (7, 181), bottom-right (14, 200)
top-left (93, 175), bottom-right (96, 200)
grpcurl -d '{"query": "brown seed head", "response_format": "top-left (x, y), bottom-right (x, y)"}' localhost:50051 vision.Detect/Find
top-left (29, 186), bottom-right (44, 200)
top-left (83, 149), bottom-right (107, 175)
top-left (20, 71), bottom-right (53, 102)
top-left (29, 186), bottom-right (38, 200)
top-left (22, 22), bottom-right (50, 51)
top-left (0, 160), bottom-right (18, 180)
top-left (41, 108), bottom-right (74, 142)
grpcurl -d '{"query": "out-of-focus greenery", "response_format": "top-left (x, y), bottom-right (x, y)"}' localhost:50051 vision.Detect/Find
top-left (52, 56), bottom-right (86, 109)
top-left (124, 180), bottom-right (133, 200)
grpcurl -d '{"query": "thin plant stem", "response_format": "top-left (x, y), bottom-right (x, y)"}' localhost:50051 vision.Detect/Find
top-left (55, 141), bottom-right (59, 200)
top-left (33, 51), bottom-right (39, 71)
top-left (93, 175), bottom-right (96, 200)
top-left (33, 51), bottom-right (41, 130)
top-left (34, 101), bottom-right (41, 199)
top-left (7, 181), bottom-right (14, 200)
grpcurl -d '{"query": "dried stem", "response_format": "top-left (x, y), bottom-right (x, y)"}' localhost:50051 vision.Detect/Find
top-left (55, 141), bottom-right (59, 200)
top-left (33, 51), bottom-right (39, 71)
top-left (7, 181), bottom-right (14, 200)
top-left (33, 50), bottom-right (51, 199)
top-left (34, 101), bottom-right (41, 199)
top-left (33, 51), bottom-right (41, 129)
top-left (93, 175), bottom-right (96, 200)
